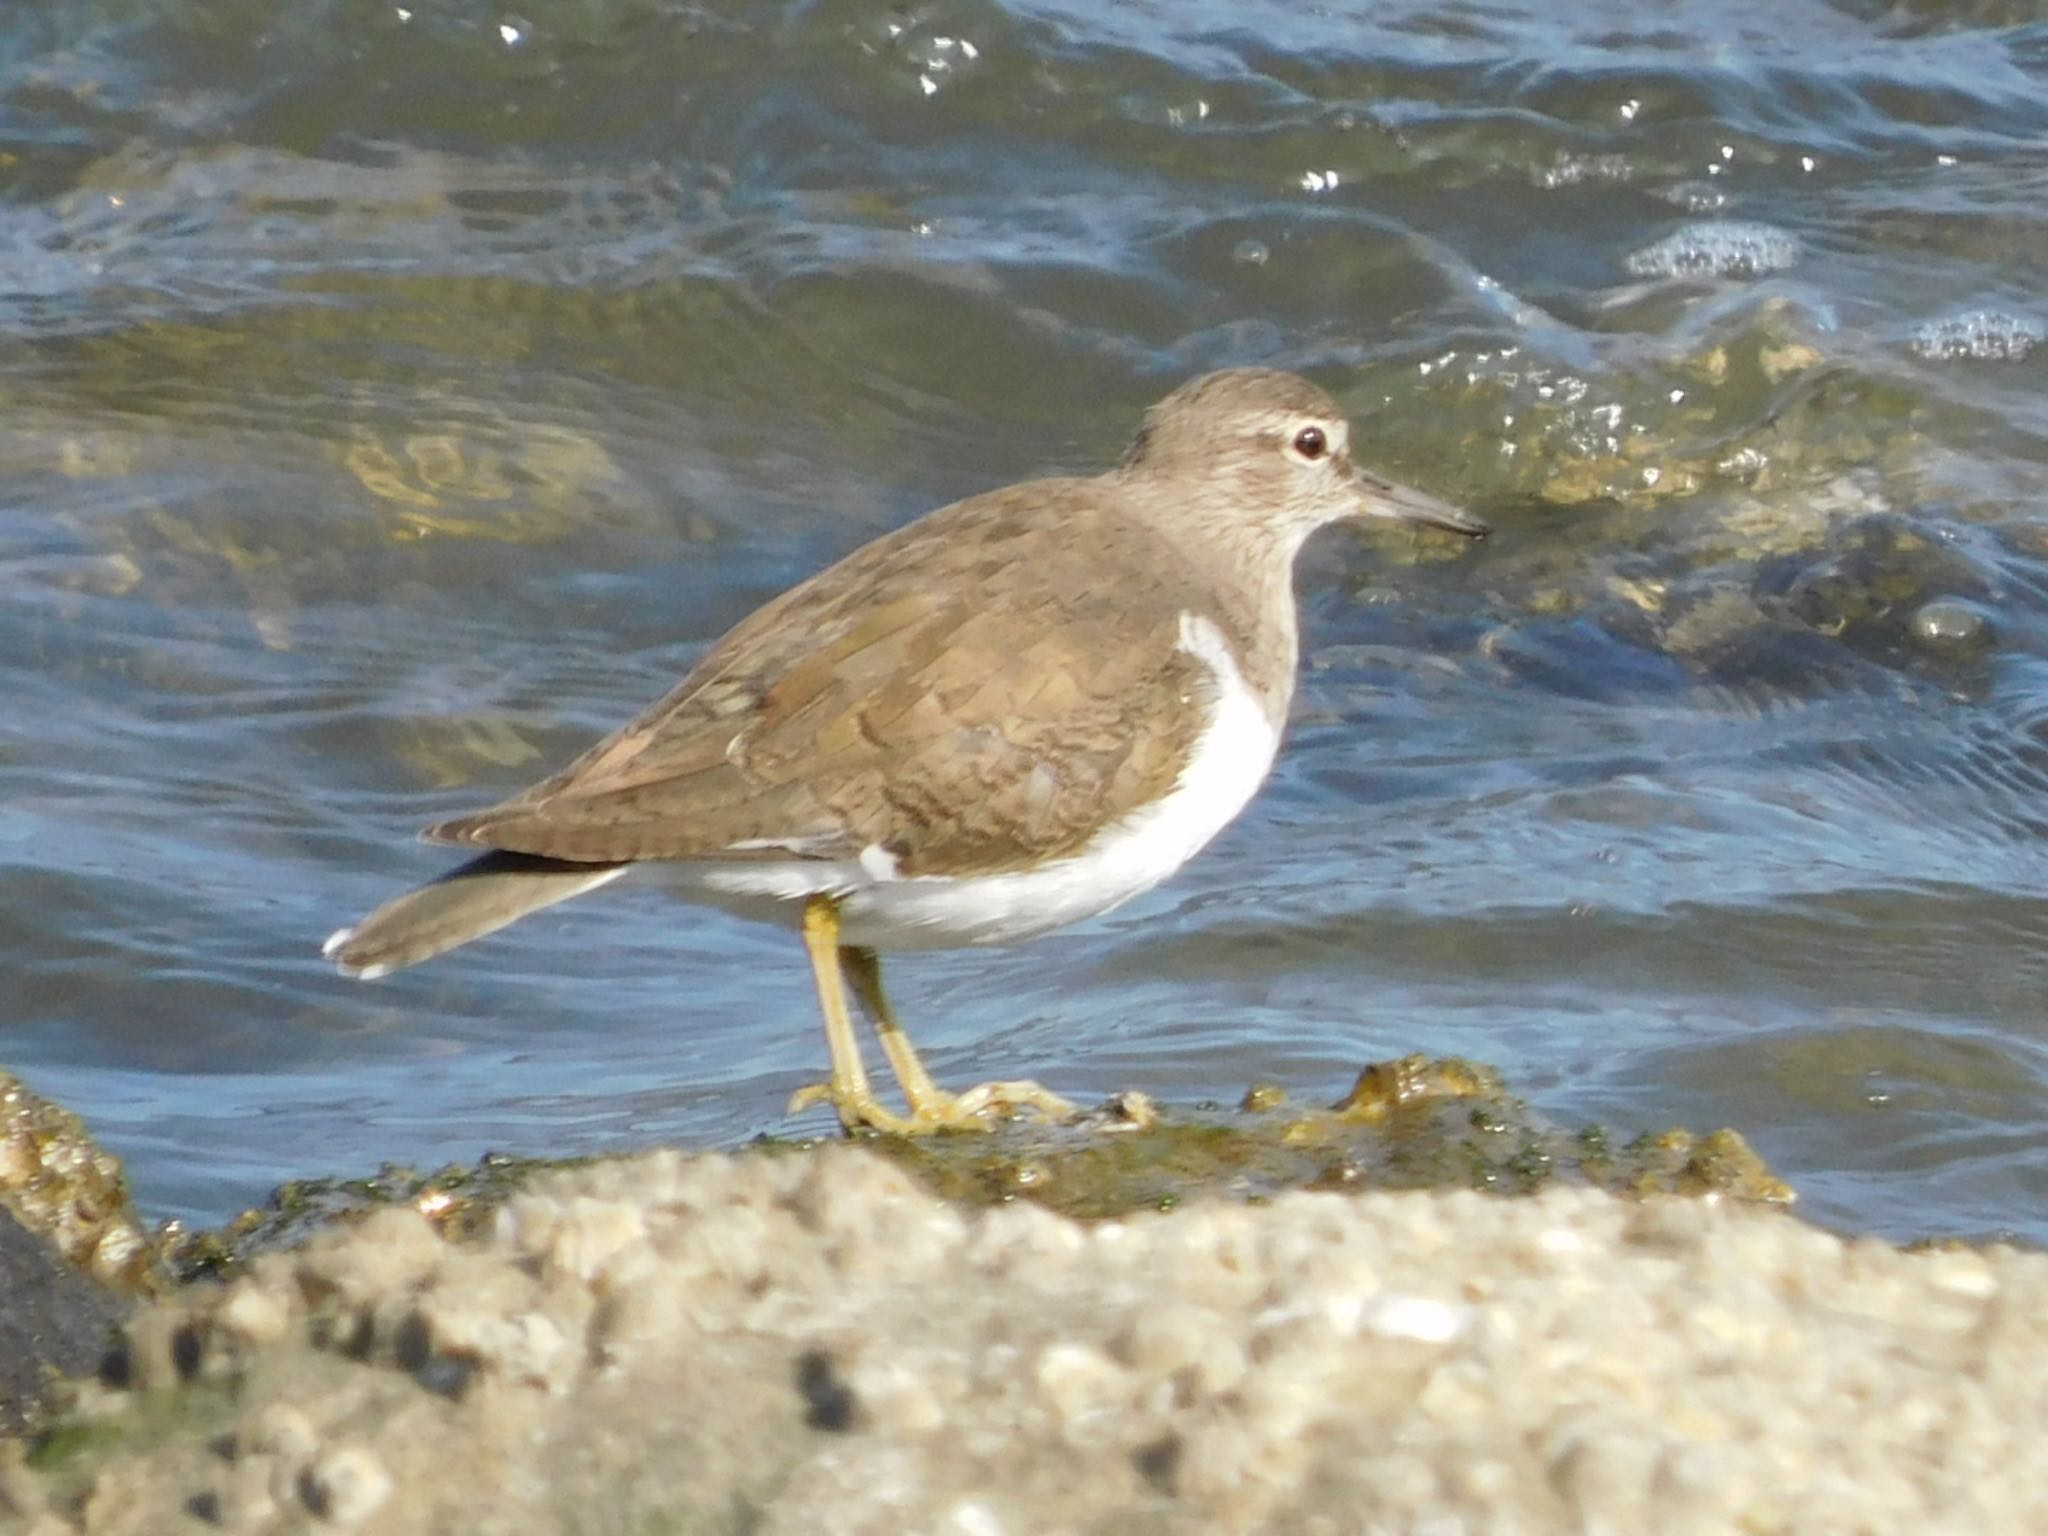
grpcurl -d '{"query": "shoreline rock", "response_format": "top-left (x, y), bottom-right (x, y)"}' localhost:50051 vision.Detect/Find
top-left (9, 1140), bottom-right (2045, 1534)
top-left (0, 1072), bottom-right (154, 1442)
top-left (0, 1208), bottom-right (127, 1442)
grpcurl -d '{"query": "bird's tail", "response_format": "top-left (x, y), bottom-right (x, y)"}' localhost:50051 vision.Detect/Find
top-left (323, 850), bottom-right (629, 979)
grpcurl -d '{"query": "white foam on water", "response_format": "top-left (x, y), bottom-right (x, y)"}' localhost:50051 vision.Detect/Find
top-left (1625, 221), bottom-right (1801, 279)
top-left (1910, 309), bottom-right (2044, 362)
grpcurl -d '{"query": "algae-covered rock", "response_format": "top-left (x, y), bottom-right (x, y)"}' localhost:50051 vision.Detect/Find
top-left (164, 1152), bottom-right (574, 1285)
top-left (167, 1058), bottom-right (1791, 1275)
top-left (866, 1054), bottom-right (1794, 1220)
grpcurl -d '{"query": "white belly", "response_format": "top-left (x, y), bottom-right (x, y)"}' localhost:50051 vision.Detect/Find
top-left (667, 613), bottom-right (1281, 951)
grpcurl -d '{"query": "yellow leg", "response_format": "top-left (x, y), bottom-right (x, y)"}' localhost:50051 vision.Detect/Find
top-left (841, 945), bottom-right (946, 1111)
top-left (787, 896), bottom-right (917, 1134)
top-left (842, 944), bottom-right (1077, 1130)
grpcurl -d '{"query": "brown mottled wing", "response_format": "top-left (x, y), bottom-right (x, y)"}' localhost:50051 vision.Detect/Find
top-left (426, 482), bottom-right (1215, 877)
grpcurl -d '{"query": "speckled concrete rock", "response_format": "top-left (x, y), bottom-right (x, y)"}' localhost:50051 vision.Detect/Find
top-left (12, 1147), bottom-right (2046, 1534)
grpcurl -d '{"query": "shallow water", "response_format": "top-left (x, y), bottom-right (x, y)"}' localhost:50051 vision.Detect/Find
top-left (5, 0), bottom-right (2048, 1241)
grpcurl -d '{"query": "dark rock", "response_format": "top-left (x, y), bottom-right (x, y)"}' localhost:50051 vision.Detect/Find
top-left (0, 1202), bottom-right (127, 1438)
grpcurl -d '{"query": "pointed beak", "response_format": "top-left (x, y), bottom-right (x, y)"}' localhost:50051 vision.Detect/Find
top-left (1353, 468), bottom-right (1489, 538)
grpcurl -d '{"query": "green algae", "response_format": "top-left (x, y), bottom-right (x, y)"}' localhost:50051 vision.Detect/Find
top-left (862, 1055), bottom-right (1791, 1220)
top-left (161, 1056), bottom-right (1793, 1285)
top-left (0, 1051), bottom-right (1801, 1305)
top-left (166, 1151), bottom-right (595, 1284)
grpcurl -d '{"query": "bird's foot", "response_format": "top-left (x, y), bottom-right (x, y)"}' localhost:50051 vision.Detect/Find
top-left (786, 1078), bottom-right (1076, 1135)
top-left (786, 1080), bottom-right (920, 1136)
top-left (920, 1078), bottom-right (1077, 1130)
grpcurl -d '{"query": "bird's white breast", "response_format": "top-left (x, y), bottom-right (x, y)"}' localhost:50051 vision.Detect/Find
top-left (679, 611), bottom-right (1281, 950)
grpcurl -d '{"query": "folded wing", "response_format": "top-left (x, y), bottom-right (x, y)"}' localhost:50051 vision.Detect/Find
top-left (428, 486), bottom-right (1215, 879)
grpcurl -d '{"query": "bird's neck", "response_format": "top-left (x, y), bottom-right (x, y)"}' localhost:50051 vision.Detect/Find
top-left (1134, 498), bottom-right (1312, 732)
top-left (1205, 540), bottom-right (1307, 730)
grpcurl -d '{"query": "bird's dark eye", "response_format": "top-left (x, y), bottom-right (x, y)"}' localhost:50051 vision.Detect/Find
top-left (1292, 425), bottom-right (1328, 460)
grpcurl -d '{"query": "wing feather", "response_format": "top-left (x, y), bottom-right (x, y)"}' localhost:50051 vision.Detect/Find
top-left (427, 480), bottom-right (1223, 876)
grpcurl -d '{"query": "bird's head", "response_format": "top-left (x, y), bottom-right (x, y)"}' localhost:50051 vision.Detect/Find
top-left (1120, 368), bottom-right (1489, 547)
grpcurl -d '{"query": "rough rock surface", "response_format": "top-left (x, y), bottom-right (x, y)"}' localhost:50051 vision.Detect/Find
top-left (8, 1147), bottom-right (2045, 1534)
top-left (0, 1071), bottom-right (149, 1440)
top-left (0, 1208), bottom-right (126, 1439)
top-left (0, 1072), bottom-right (155, 1293)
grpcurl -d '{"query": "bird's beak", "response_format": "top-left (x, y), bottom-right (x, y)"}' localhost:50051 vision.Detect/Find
top-left (1353, 468), bottom-right (1489, 538)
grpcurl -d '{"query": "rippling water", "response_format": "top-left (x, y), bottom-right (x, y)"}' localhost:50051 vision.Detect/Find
top-left (5, 0), bottom-right (2048, 1241)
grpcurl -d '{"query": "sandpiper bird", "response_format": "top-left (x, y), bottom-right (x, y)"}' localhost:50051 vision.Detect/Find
top-left (325, 369), bottom-right (1487, 1133)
